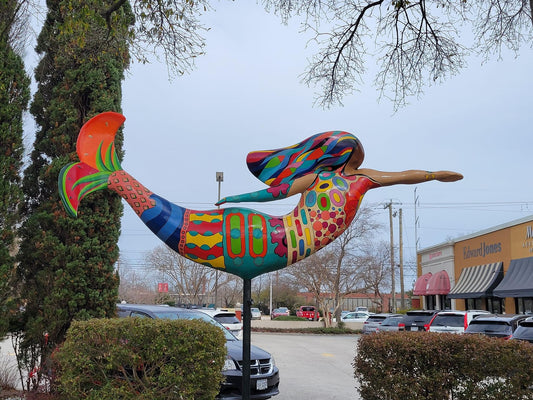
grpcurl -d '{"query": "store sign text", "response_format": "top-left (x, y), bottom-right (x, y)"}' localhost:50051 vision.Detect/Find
top-left (463, 241), bottom-right (502, 259)
top-left (523, 225), bottom-right (533, 253)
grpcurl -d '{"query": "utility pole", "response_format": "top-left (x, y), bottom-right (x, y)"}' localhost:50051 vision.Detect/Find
top-left (399, 208), bottom-right (405, 310)
top-left (414, 187), bottom-right (420, 252)
top-left (384, 201), bottom-right (395, 312)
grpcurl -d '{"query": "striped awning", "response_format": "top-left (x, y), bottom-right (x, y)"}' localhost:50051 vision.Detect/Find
top-left (426, 270), bottom-right (450, 295)
top-left (448, 262), bottom-right (503, 299)
top-left (494, 257), bottom-right (533, 298)
top-left (413, 272), bottom-right (432, 296)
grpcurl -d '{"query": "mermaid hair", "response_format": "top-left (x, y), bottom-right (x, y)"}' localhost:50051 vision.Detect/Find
top-left (246, 131), bottom-right (363, 187)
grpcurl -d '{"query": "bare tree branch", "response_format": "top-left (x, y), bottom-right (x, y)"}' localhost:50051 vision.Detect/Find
top-left (262, 0), bottom-right (532, 109)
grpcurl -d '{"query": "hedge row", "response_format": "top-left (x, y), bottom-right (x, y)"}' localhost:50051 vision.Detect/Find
top-left (355, 332), bottom-right (533, 400)
top-left (53, 318), bottom-right (227, 400)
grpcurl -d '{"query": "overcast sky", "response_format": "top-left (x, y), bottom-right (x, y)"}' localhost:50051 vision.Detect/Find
top-left (27, 2), bottom-right (533, 287)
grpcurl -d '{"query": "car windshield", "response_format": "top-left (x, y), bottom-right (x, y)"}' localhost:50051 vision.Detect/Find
top-left (513, 324), bottom-right (533, 341)
top-left (367, 316), bottom-right (387, 323)
top-left (432, 315), bottom-right (464, 327)
top-left (403, 313), bottom-right (434, 324)
top-left (382, 316), bottom-right (403, 326)
top-left (161, 310), bottom-right (237, 341)
top-left (466, 321), bottom-right (511, 334)
top-left (214, 314), bottom-right (240, 324)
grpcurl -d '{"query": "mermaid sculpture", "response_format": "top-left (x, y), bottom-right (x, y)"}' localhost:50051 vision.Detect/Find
top-left (59, 112), bottom-right (462, 279)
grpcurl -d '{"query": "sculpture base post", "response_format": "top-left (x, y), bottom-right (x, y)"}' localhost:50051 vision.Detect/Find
top-left (242, 277), bottom-right (252, 400)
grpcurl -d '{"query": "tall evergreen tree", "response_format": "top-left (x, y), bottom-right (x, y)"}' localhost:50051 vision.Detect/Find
top-left (0, 0), bottom-right (30, 337)
top-left (14, 0), bottom-right (132, 387)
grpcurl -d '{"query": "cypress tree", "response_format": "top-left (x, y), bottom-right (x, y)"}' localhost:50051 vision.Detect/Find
top-left (0, 0), bottom-right (30, 338)
top-left (15, 0), bottom-right (133, 384)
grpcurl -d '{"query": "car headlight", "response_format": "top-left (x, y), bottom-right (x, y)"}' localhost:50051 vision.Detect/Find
top-left (222, 356), bottom-right (237, 371)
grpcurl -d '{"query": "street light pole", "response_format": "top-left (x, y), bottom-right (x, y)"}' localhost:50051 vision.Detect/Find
top-left (215, 172), bottom-right (223, 308)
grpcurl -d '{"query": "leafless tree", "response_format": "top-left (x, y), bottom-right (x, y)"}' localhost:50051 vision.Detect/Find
top-left (286, 206), bottom-right (382, 326)
top-left (262, 0), bottom-right (533, 109)
top-left (118, 266), bottom-right (158, 304)
top-left (0, 0), bottom-right (33, 55)
top-left (357, 240), bottom-right (392, 312)
top-left (99, 0), bottom-right (211, 77)
top-left (145, 244), bottom-right (217, 306)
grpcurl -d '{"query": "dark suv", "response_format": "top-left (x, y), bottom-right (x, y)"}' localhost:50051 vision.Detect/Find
top-left (117, 304), bottom-right (280, 399)
top-left (464, 314), bottom-right (528, 339)
top-left (398, 310), bottom-right (440, 332)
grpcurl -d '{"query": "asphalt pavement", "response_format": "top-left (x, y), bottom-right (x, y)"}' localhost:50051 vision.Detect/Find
top-left (252, 332), bottom-right (361, 400)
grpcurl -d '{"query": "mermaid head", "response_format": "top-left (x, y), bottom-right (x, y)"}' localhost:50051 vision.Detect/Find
top-left (247, 131), bottom-right (363, 187)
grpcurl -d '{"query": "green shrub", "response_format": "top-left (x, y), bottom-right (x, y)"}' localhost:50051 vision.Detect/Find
top-left (54, 318), bottom-right (226, 400)
top-left (355, 332), bottom-right (533, 400)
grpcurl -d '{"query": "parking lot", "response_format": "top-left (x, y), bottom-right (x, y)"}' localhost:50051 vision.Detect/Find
top-left (1, 332), bottom-right (362, 398)
top-left (252, 332), bottom-right (361, 400)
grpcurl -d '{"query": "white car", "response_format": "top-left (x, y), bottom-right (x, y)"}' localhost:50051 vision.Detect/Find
top-left (251, 307), bottom-right (262, 320)
top-left (427, 310), bottom-right (491, 334)
top-left (199, 309), bottom-right (243, 339)
top-left (341, 311), bottom-right (370, 322)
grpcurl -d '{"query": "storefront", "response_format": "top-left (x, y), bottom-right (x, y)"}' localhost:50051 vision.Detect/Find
top-left (415, 244), bottom-right (454, 310)
top-left (417, 215), bottom-right (533, 313)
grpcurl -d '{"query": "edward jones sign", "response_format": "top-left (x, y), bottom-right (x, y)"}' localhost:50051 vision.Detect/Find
top-left (463, 241), bottom-right (502, 260)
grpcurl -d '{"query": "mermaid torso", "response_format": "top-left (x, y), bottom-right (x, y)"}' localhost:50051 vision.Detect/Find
top-left (109, 169), bottom-right (380, 279)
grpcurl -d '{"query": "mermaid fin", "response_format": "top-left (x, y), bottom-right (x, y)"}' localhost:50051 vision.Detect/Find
top-left (77, 111), bottom-right (125, 171)
top-left (59, 112), bottom-right (125, 217)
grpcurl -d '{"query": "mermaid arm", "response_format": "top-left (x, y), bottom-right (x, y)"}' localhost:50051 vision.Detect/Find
top-left (216, 174), bottom-right (316, 205)
top-left (357, 168), bottom-right (463, 186)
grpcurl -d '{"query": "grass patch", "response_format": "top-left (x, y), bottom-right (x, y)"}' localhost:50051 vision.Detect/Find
top-left (270, 316), bottom-right (308, 321)
top-left (253, 326), bottom-right (360, 334)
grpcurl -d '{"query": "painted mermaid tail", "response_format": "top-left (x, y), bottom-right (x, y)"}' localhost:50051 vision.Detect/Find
top-left (58, 112), bottom-right (125, 217)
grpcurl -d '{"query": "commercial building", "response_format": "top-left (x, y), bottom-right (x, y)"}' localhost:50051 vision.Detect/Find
top-left (415, 215), bottom-right (533, 313)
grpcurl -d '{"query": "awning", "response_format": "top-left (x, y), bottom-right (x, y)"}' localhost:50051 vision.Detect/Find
top-left (493, 257), bottom-right (533, 298)
top-left (448, 262), bottom-right (503, 299)
top-left (413, 272), bottom-right (432, 296)
top-left (426, 270), bottom-right (450, 295)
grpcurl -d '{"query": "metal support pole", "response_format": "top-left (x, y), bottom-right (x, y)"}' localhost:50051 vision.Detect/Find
top-left (242, 278), bottom-right (252, 400)
top-left (399, 208), bottom-right (405, 310)
top-left (215, 172), bottom-right (223, 308)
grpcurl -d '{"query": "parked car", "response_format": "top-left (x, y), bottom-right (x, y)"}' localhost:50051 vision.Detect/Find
top-left (376, 314), bottom-right (405, 332)
top-left (296, 306), bottom-right (320, 321)
top-left (511, 316), bottom-right (533, 343)
top-left (199, 309), bottom-right (244, 340)
top-left (427, 310), bottom-right (491, 334)
top-left (464, 314), bottom-right (528, 339)
top-left (117, 304), bottom-right (280, 399)
top-left (362, 313), bottom-right (395, 334)
top-left (341, 311), bottom-right (370, 323)
top-left (270, 308), bottom-right (290, 319)
top-left (398, 310), bottom-right (440, 332)
top-left (251, 308), bottom-right (262, 320)
top-left (354, 306), bottom-right (369, 312)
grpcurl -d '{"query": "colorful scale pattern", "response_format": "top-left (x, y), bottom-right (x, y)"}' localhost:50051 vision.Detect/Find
top-left (284, 171), bottom-right (379, 263)
top-left (108, 171), bottom-right (155, 216)
top-left (181, 210), bottom-right (225, 269)
top-left (109, 171), bottom-right (378, 279)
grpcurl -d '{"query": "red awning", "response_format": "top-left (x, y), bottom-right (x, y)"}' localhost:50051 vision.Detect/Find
top-left (426, 270), bottom-right (450, 295)
top-left (413, 272), bottom-right (432, 296)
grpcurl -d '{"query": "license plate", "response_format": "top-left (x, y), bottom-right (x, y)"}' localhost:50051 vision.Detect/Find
top-left (256, 379), bottom-right (268, 391)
